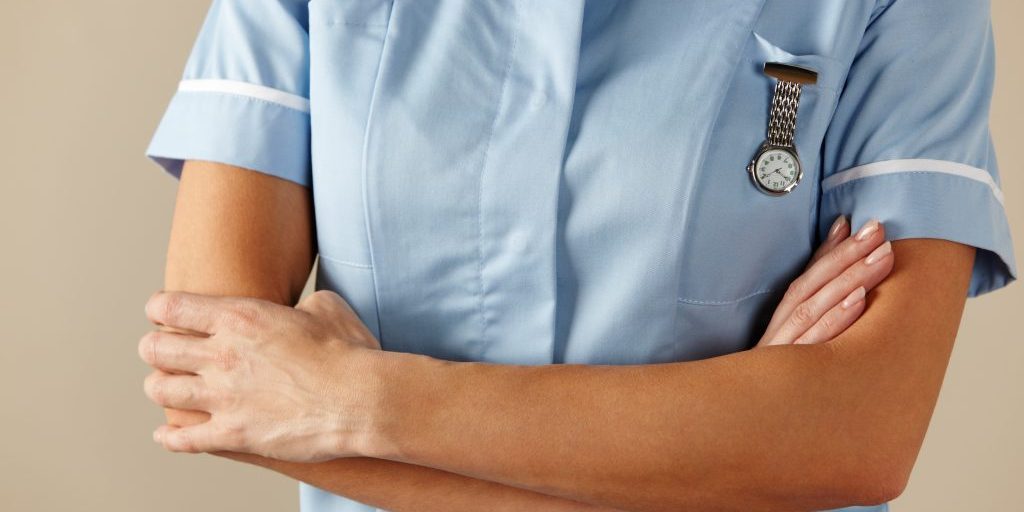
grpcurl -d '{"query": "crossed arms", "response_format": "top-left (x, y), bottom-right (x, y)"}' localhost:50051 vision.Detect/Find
top-left (154, 160), bottom-right (975, 512)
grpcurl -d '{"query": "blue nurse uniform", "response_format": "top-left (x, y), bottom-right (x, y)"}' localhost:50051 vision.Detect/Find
top-left (146, 1), bottom-right (1017, 511)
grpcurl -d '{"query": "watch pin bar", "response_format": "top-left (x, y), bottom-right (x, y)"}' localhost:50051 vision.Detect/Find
top-left (763, 62), bottom-right (818, 85)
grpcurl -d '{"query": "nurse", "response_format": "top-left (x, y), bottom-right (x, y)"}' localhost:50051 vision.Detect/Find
top-left (141, 1), bottom-right (1015, 511)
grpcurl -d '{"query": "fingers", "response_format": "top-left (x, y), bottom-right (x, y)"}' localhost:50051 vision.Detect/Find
top-left (138, 329), bottom-right (211, 373)
top-left (144, 370), bottom-right (211, 411)
top-left (146, 291), bottom-right (223, 334)
top-left (768, 239), bottom-right (894, 345)
top-left (792, 286), bottom-right (866, 345)
top-left (153, 422), bottom-right (231, 454)
top-left (807, 215), bottom-right (850, 269)
top-left (145, 291), bottom-right (275, 335)
top-left (164, 408), bottom-right (211, 429)
top-left (762, 218), bottom-right (887, 341)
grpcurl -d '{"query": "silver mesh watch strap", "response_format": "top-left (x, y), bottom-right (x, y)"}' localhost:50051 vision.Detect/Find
top-left (766, 80), bottom-right (802, 147)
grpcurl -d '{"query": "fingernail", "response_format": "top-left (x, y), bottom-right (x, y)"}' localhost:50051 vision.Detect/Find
top-left (842, 286), bottom-right (866, 309)
top-left (153, 429), bottom-right (162, 444)
top-left (865, 240), bottom-right (892, 265)
top-left (828, 215), bottom-right (847, 241)
top-left (855, 219), bottom-right (880, 241)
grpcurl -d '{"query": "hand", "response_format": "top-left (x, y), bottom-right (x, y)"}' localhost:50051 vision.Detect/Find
top-left (139, 290), bottom-right (383, 462)
top-left (756, 216), bottom-right (895, 347)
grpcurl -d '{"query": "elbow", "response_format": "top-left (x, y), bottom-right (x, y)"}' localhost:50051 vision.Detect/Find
top-left (828, 441), bottom-right (917, 507)
top-left (787, 461), bottom-right (910, 511)
top-left (809, 376), bottom-right (927, 506)
top-left (792, 417), bottom-right (921, 509)
top-left (844, 464), bottom-right (911, 506)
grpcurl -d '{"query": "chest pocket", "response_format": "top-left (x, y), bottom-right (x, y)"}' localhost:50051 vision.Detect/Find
top-left (672, 31), bottom-right (847, 357)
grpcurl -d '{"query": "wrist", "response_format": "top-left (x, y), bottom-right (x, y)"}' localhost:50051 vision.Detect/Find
top-left (326, 347), bottom-right (389, 458)
top-left (355, 349), bottom-right (452, 461)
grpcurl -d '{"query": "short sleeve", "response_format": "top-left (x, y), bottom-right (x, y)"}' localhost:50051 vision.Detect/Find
top-left (145, 0), bottom-right (311, 187)
top-left (818, 0), bottom-right (1016, 297)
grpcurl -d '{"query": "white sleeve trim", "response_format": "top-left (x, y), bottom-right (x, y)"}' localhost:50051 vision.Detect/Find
top-left (821, 158), bottom-right (1005, 206)
top-left (177, 79), bottom-right (311, 113)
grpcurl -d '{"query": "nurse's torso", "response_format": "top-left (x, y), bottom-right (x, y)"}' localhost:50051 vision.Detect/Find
top-left (304, 2), bottom-right (885, 510)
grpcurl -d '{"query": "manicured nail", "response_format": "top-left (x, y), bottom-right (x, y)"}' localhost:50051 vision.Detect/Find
top-left (828, 215), bottom-right (847, 241)
top-left (842, 286), bottom-right (866, 309)
top-left (865, 240), bottom-right (892, 265)
top-left (855, 219), bottom-right (880, 241)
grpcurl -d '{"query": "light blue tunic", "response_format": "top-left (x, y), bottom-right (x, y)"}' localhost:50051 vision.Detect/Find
top-left (146, 1), bottom-right (1016, 511)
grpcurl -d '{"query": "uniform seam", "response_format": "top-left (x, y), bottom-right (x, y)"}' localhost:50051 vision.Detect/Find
top-left (474, 1), bottom-right (520, 353)
top-left (318, 253), bottom-right (373, 269)
top-left (821, 168), bottom-right (1004, 205)
top-left (675, 0), bottom-right (769, 304)
top-left (175, 89), bottom-right (312, 114)
top-left (325, 20), bottom-right (388, 28)
top-left (359, 0), bottom-right (395, 347)
top-left (678, 288), bottom-right (777, 306)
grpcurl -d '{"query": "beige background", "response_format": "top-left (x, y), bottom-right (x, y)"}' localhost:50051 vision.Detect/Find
top-left (1, 1), bottom-right (1020, 511)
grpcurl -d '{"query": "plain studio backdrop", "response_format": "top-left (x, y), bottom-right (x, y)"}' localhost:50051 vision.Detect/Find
top-left (1, 2), bottom-right (1020, 511)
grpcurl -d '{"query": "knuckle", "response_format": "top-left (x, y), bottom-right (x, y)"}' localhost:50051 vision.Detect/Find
top-left (223, 387), bottom-right (244, 409)
top-left (176, 430), bottom-right (196, 453)
top-left (159, 294), bottom-right (184, 324)
top-left (225, 303), bottom-right (260, 330)
top-left (807, 249), bottom-right (825, 268)
top-left (213, 347), bottom-right (241, 372)
top-left (197, 386), bottom-right (219, 408)
top-left (827, 245), bottom-right (845, 265)
top-left (791, 302), bottom-right (815, 325)
top-left (836, 270), bottom-right (856, 289)
top-left (145, 374), bottom-right (167, 404)
top-left (785, 279), bottom-right (805, 301)
top-left (192, 386), bottom-right (213, 409)
top-left (179, 383), bottom-right (196, 405)
top-left (205, 386), bottom-right (226, 407)
top-left (218, 420), bottom-right (247, 450)
top-left (820, 312), bottom-right (836, 334)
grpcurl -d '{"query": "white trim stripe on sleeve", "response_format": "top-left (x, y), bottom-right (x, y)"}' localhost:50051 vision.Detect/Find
top-left (821, 158), bottom-right (1004, 206)
top-left (177, 79), bottom-right (311, 113)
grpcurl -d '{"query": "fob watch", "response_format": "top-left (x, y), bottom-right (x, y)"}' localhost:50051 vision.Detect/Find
top-left (747, 62), bottom-right (818, 196)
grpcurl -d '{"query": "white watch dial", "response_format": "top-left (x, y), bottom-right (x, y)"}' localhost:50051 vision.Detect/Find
top-left (754, 148), bottom-right (800, 192)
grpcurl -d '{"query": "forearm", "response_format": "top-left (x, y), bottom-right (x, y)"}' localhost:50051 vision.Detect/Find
top-left (367, 342), bottom-right (853, 512)
top-left (363, 239), bottom-right (974, 512)
top-left (159, 159), bottom-right (316, 426)
top-left (223, 453), bottom-right (623, 512)
top-left (162, 160), bottom-right (616, 512)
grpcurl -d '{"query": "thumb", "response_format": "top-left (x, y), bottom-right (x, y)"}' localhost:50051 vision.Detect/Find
top-left (295, 289), bottom-right (353, 317)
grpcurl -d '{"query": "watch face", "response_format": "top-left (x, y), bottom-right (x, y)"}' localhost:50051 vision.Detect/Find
top-left (753, 147), bottom-right (801, 194)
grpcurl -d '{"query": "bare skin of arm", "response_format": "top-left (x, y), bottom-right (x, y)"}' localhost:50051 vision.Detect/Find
top-left (148, 156), bottom-right (909, 512)
top-left (147, 211), bottom-right (967, 511)
top-left (158, 159), bottom-right (622, 512)
top-left (352, 238), bottom-right (974, 511)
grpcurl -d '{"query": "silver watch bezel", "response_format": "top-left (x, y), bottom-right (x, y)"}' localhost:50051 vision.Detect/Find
top-left (746, 143), bottom-right (803, 196)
